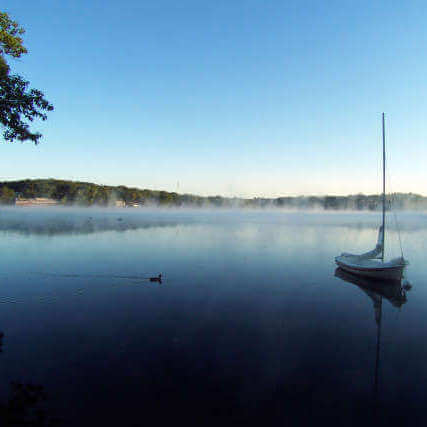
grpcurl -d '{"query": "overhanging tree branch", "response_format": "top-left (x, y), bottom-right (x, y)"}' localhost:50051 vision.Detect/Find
top-left (0, 74), bottom-right (53, 143)
top-left (0, 11), bottom-right (53, 143)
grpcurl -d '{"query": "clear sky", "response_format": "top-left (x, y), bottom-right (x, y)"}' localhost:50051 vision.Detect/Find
top-left (1, 0), bottom-right (427, 197)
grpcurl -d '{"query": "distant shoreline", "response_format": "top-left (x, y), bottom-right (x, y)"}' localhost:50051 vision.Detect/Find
top-left (0, 179), bottom-right (426, 210)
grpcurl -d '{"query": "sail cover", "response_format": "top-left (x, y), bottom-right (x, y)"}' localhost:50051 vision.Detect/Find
top-left (341, 226), bottom-right (384, 260)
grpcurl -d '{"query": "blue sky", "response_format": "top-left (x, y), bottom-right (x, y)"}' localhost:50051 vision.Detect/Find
top-left (1, 0), bottom-right (427, 197)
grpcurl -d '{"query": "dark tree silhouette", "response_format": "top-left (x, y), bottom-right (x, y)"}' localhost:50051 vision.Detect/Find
top-left (0, 11), bottom-right (53, 143)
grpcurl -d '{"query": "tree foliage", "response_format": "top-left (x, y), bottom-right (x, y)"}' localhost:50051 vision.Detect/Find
top-left (0, 179), bottom-right (426, 209)
top-left (0, 11), bottom-right (53, 143)
top-left (0, 185), bottom-right (15, 204)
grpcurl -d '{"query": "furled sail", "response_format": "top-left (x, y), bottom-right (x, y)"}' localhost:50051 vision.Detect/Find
top-left (341, 226), bottom-right (384, 260)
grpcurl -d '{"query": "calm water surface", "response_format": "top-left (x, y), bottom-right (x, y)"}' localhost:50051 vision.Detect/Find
top-left (0, 208), bottom-right (426, 426)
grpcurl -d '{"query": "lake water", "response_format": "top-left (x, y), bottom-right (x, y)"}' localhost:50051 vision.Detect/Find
top-left (0, 208), bottom-right (426, 426)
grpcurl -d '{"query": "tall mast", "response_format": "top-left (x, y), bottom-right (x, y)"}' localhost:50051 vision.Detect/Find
top-left (382, 113), bottom-right (386, 261)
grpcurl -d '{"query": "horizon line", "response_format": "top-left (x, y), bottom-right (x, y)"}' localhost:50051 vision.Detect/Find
top-left (0, 177), bottom-right (425, 200)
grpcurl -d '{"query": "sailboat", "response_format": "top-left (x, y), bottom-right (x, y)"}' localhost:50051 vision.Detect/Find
top-left (335, 114), bottom-right (407, 280)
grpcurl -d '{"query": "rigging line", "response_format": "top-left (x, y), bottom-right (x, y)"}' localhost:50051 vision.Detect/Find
top-left (386, 168), bottom-right (404, 259)
top-left (382, 115), bottom-right (404, 259)
top-left (392, 195), bottom-right (404, 259)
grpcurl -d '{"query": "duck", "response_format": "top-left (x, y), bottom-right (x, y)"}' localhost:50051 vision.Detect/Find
top-left (149, 274), bottom-right (162, 283)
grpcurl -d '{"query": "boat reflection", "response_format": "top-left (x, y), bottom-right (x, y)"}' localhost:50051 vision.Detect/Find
top-left (335, 267), bottom-right (411, 421)
top-left (335, 267), bottom-right (408, 308)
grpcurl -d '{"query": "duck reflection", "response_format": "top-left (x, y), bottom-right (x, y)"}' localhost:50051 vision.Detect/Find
top-left (335, 267), bottom-right (411, 420)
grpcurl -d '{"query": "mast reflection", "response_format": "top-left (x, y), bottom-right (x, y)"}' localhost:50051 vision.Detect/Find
top-left (334, 267), bottom-right (411, 420)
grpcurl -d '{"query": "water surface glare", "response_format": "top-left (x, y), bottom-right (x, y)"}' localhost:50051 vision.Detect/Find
top-left (0, 209), bottom-right (426, 426)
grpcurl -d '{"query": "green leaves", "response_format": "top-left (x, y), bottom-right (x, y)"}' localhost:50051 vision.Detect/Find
top-left (0, 11), bottom-right (53, 143)
top-left (0, 74), bottom-right (53, 143)
top-left (0, 186), bottom-right (15, 204)
top-left (0, 12), bottom-right (27, 59)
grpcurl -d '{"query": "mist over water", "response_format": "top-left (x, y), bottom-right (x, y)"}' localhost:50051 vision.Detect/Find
top-left (0, 208), bottom-right (425, 426)
top-left (1, 206), bottom-right (427, 235)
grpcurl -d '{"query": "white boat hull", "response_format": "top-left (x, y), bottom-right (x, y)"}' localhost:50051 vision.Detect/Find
top-left (335, 257), bottom-right (404, 280)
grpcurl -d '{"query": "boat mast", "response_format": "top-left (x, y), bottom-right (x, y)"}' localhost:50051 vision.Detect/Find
top-left (382, 113), bottom-right (386, 261)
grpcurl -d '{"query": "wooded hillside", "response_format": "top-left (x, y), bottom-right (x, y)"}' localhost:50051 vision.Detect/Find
top-left (0, 179), bottom-right (426, 209)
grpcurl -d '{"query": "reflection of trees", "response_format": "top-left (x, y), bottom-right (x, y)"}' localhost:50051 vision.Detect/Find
top-left (0, 216), bottom-right (186, 236)
top-left (0, 382), bottom-right (60, 426)
top-left (0, 333), bottom-right (62, 426)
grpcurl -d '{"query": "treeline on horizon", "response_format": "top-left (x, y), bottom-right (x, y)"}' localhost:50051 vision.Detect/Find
top-left (0, 179), bottom-right (426, 210)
